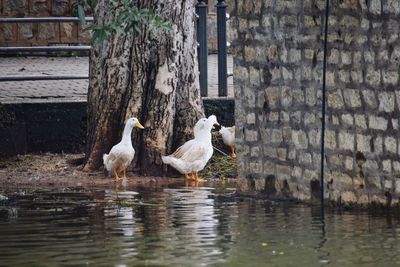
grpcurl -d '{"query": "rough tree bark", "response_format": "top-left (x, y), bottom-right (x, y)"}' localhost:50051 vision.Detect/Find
top-left (83, 0), bottom-right (204, 175)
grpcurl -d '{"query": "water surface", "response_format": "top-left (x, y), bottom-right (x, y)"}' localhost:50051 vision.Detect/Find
top-left (1, 184), bottom-right (400, 267)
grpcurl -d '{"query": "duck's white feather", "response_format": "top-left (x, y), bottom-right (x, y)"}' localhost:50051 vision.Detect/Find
top-left (162, 115), bottom-right (217, 174)
top-left (219, 126), bottom-right (235, 147)
top-left (103, 117), bottom-right (142, 174)
top-left (103, 141), bottom-right (135, 172)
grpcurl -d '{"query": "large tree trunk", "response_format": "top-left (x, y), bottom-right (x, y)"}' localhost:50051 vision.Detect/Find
top-left (83, 0), bottom-right (204, 175)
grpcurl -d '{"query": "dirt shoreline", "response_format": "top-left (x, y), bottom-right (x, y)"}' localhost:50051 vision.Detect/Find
top-left (0, 153), bottom-right (208, 189)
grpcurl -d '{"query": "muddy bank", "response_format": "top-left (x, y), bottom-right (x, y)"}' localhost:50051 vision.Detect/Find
top-left (0, 153), bottom-right (237, 189)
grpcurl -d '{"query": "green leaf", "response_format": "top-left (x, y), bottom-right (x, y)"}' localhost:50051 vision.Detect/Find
top-left (77, 4), bottom-right (86, 24)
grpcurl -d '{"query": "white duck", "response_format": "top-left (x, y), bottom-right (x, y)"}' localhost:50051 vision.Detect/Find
top-left (103, 117), bottom-right (144, 180)
top-left (162, 115), bottom-right (219, 181)
top-left (219, 126), bottom-right (236, 159)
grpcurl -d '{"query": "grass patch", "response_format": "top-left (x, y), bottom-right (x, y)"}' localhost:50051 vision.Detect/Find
top-left (203, 155), bottom-right (238, 180)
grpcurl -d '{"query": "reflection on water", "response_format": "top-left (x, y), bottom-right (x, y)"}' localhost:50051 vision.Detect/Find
top-left (1, 185), bottom-right (400, 266)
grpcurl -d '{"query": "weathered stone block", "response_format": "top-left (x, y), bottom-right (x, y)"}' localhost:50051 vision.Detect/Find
top-left (331, 115), bottom-right (339, 125)
top-left (244, 46), bottom-right (257, 61)
top-left (365, 160), bottom-right (379, 170)
top-left (369, 0), bottom-right (382, 15)
top-left (30, 0), bottom-right (49, 15)
top-left (393, 161), bottom-right (400, 173)
top-left (328, 90), bottom-right (344, 109)
top-left (341, 114), bottom-right (353, 126)
top-left (52, 0), bottom-right (70, 16)
top-left (271, 129), bottom-right (283, 144)
top-left (282, 127), bottom-right (292, 142)
top-left (369, 116), bottom-right (388, 130)
top-left (363, 50), bottom-right (375, 64)
top-left (251, 146), bottom-right (260, 157)
top-left (365, 67), bottom-right (381, 87)
top-left (373, 135), bottom-right (383, 153)
top-left (280, 15), bottom-right (297, 28)
top-left (244, 88), bottom-right (256, 108)
top-left (356, 134), bottom-right (371, 153)
top-left (326, 71), bottom-right (335, 86)
top-left (362, 90), bottom-right (378, 109)
top-left (292, 166), bottom-right (302, 179)
top-left (246, 113), bottom-right (256, 124)
top-left (338, 70), bottom-right (350, 83)
top-left (378, 92), bottom-right (395, 113)
top-left (329, 154), bottom-right (344, 166)
top-left (345, 156), bottom-right (354, 171)
top-left (390, 46), bottom-right (400, 63)
top-left (308, 129), bottom-right (320, 148)
top-left (304, 112), bottom-right (316, 125)
top-left (249, 161), bottom-right (263, 174)
top-left (264, 86), bottom-right (279, 108)
top-left (384, 0), bottom-right (400, 14)
top-left (392, 119), bottom-right (399, 130)
top-left (289, 49), bottom-right (301, 63)
top-left (264, 145), bottom-right (277, 158)
top-left (382, 71), bottom-right (399, 85)
top-left (343, 89), bottom-right (362, 108)
top-left (384, 136), bottom-right (397, 154)
top-left (263, 161), bottom-right (275, 176)
top-left (292, 89), bottom-right (305, 105)
top-left (60, 23), bottom-right (78, 43)
top-left (325, 130), bottom-right (336, 149)
top-left (245, 129), bottom-right (258, 142)
top-left (355, 114), bottom-right (367, 129)
top-left (350, 70), bottom-right (363, 84)
top-left (78, 25), bottom-right (91, 42)
top-left (3, 0), bottom-right (27, 16)
top-left (277, 165), bottom-right (291, 180)
top-left (37, 23), bottom-right (58, 41)
top-left (281, 86), bottom-right (292, 107)
top-left (280, 111), bottom-right (290, 122)
top-left (282, 67), bottom-right (293, 80)
top-left (341, 51), bottom-right (352, 65)
top-left (384, 179), bottom-right (393, 190)
top-left (0, 24), bottom-right (16, 41)
top-left (312, 153), bottom-right (321, 168)
top-left (299, 152), bottom-right (312, 165)
top-left (277, 148), bottom-right (287, 161)
top-left (290, 111), bottom-right (302, 124)
top-left (305, 87), bottom-right (316, 106)
top-left (18, 23), bottom-right (34, 40)
top-left (339, 131), bottom-right (354, 150)
top-left (292, 130), bottom-right (308, 149)
top-left (288, 149), bottom-right (296, 160)
top-left (353, 52), bottom-right (362, 66)
top-left (383, 160), bottom-right (392, 173)
top-left (249, 67), bottom-right (261, 87)
top-left (303, 169), bottom-right (318, 181)
top-left (328, 49), bottom-right (339, 64)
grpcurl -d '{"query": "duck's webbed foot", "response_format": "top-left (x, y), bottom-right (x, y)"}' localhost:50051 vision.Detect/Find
top-left (114, 169), bottom-right (123, 181)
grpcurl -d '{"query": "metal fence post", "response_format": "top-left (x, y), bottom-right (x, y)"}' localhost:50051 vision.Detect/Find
top-left (196, 0), bottom-right (208, 97)
top-left (216, 0), bottom-right (227, 97)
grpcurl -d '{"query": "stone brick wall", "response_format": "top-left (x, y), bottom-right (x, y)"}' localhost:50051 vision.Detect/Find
top-left (0, 0), bottom-right (90, 46)
top-left (232, 0), bottom-right (400, 206)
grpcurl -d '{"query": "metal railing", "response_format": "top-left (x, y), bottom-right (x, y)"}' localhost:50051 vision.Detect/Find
top-left (0, 17), bottom-right (93, 23)
top-left (1, 9), bottom-right (230, 96)
top-left (196, 0), bottom-right (229, 97)
top-left (0, 17), bottom-right (93, 82)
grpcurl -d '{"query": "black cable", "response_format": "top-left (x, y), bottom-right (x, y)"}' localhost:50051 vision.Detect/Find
top-left (320, 0), bottom-right (330, 218)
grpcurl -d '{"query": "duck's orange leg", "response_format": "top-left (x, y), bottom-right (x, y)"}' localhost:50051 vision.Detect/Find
top-left (113, 169), bottom-right (121, 180)
top-left (230, 145), bottom-right (237, 160)
top-left (122, 168), bottom-right (127, 179)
